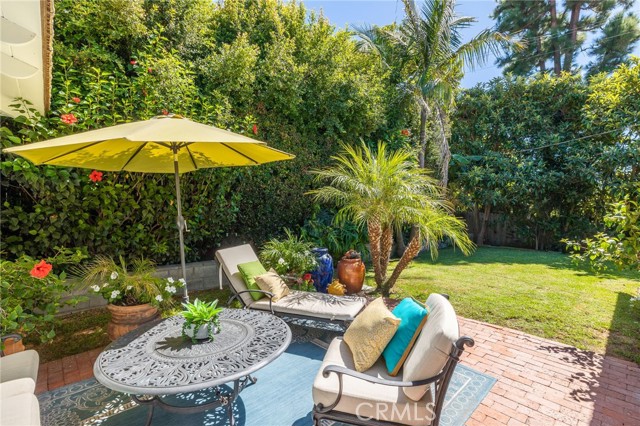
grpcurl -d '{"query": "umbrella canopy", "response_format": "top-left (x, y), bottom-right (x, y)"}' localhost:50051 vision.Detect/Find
top-left (3, 115), bottom-right (295, 301)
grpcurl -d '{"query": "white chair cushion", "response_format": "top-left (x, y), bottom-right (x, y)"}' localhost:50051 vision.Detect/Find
top-left (0, 349), bottom-right (39, 384)
top-left (215, 244), bottom-right (260, 306)
top-left (0, 392), bottom-right (41, 426)
top-left (0, 378), bottom-right (35, 398)
top-left (312, 337), bottom-right (435, 426)
top-left (250, 290), bottom-right (366, 321)
top-left (402, 294), bottom-right (459, 401)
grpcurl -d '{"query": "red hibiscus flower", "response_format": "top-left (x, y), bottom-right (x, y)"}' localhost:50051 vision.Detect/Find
top-left (130, 59), bottom-right (137, 65)
top-left (162, 109), bottom-right (169, 115)
top-left (30, 260), bottom-right (52, 279)
top-left (72, 97), bottom-right (81, 103)
top-left (89, 170), bottom-right (103, 182)
top-left (401, 129), bottom-right (410, 136)
top-left (303, 273), bottom-right (312, 282)
top-left (252, 124), bottom-right (258, 135)
top-left (61, 113), bottom-right (78, 125)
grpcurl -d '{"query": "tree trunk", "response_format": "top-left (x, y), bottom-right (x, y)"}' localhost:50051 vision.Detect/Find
top-left (417, 97), bottom-right (430, 169)
top-left (436, 106), bottom-right (450, 187)
top-left (477, 204), bottom-right (491, 246)
top-left (564, 1), bottom-right (582, 72)
top-left (550, 0), bottom-right (562, 76)
top-left (382, 231), bottom-right (422, 297)
top-left (367, 218), bottom-right (384, 288)
top-left (536, 35), bottom-right (546, 73)
top-left (379, 226), bottom-right (394, 281)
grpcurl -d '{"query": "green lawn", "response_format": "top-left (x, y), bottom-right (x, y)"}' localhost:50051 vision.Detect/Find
top-left (385, 246), bottom-right (640, 364)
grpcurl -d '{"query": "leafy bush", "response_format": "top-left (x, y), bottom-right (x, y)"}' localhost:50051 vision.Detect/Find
top-left (259, 229), bottom-right (317, 276)
top-left (300, 208), bottom-right (369, 261)
top-left (0, 248), bottom-right (86, 344)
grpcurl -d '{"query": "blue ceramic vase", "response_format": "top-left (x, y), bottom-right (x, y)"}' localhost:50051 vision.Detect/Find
top-left (310, 248), bottom-right (333, 293)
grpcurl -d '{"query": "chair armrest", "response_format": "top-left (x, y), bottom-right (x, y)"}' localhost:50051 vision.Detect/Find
top-left (321, 365), bottom-right (444, 388)
top-left (227, 290), bottom-right (275, 314)
top-left (0, 378), bottom-right (35, 398)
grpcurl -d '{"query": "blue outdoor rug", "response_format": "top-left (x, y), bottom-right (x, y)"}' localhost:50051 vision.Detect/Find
top-left (39, 329), bottom-right (495, 426)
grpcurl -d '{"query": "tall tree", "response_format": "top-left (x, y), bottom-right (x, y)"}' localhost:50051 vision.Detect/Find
top-left (357, 0), bottom-right (510, 187)
top-left (309, 142), bottom-right (474, 296)
top-left (494, 0), bottom-right (640, 76)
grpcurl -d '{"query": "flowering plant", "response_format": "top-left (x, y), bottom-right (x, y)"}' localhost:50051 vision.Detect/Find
top-left (0, 249), bottom-right (86, 345)
top-left (75, 256), bottom-right (182, 308)
top-left (259, 229), bottom-right (317, 275)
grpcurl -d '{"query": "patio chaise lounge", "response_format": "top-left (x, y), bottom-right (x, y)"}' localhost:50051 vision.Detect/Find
top-left (312, 293), bottom-right (474, 426)
top-left (0, 345), bottom-right (41, 426)
top-left (216, 244), bottom-right (367, 328)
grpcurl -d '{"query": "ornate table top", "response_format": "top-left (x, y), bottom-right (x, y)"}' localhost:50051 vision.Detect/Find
top-left (93, 309), bottom-right (291, 395)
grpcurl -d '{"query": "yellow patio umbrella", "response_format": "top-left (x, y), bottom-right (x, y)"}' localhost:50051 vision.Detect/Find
top-left (3, 114), bottom-right (295, 301)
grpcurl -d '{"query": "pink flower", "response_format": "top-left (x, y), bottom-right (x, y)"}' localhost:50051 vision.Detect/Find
top-left (89, 170), bottom-right (103, 182)
top-left (30, 260), bottom-right (52, 279)
top-left (130, 60), bottom-right (137, 65)
top-left (252, 124), bottom-right (258, 135)
top-left (162, 109), bottom-right (169, 115)
top-left (72, 97), bottom-right (81, 103)
top-left (61, 113), bottom-right (78, 125)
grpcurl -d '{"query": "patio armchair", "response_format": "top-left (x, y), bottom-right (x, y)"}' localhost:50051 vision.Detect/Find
top-left (0, 346), bottom-right (41, 426)
top-left (312, 294), bottom-right (474, 426)
top-left (215, 244), bottom-right (367, 329)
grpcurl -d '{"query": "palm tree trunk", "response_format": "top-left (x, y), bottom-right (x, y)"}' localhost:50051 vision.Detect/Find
top-left (367, 218), bottom-right (384, 287)
top-left (382, 231), bottom-right (422, 297)
top-left (379, 225), bottom-right (394, 281)
top-left (417, 97), bottom-right (430, 168)
top-left (436, 106), bottom-right (450, 187)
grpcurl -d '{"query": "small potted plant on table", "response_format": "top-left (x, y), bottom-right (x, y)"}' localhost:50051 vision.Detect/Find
top-left (181, 299), bottom-right (223, 343)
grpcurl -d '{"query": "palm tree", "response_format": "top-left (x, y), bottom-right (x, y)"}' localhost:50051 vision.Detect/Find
top-left (357, 0), bottom-right (513, 187)
top-left (309, 142), bottom-right (474, 296)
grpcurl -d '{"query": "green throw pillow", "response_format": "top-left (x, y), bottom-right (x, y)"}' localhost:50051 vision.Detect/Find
top-left (237, 261), bottom-right (267, 301)
top-left (382, 298), bottom-right (429, 376)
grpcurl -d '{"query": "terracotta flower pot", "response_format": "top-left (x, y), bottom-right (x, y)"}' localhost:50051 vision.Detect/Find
top-left (337, 256), bottom-right (365, 295)
top-left (2, 336), bottom-right (25, 355)
top-left (106, 303), bottom-right (159, 341)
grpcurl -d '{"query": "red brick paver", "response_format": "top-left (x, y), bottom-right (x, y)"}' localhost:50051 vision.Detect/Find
top-left (459, 317), bottom-right (640, 426)
top-left (35, 318), bottom-right (640, 426)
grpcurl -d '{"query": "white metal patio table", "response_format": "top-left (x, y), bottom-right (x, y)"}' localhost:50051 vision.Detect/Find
top-left (93, 308), bottom-right (291, 425)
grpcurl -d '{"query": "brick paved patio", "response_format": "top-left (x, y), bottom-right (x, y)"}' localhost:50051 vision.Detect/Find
top-left (35, 318), bottom-right (640, 426)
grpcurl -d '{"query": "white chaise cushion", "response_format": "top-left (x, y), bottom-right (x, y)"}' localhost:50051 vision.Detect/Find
top-left (215, 244), bottom-right (259, 306)
top-left (0, 349), bottom-right (39, 384)
top-left (402, 294), bottom-right (459, 401)
top-left (250, 290), bottom-right (366, 321)
top-left (312, 337), bottom-right (435, 426)
top-left (0, 378), bottom-right (35, 399)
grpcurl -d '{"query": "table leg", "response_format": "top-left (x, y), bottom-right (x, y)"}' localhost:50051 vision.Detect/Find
top-left (145, 404), bottom-right (155, 426)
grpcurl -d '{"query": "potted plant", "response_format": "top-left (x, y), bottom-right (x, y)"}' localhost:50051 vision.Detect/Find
top-left (75, 255), bottom-right (182, 340)
top-left (180, 299), bottom-right (223, 343)
top-left (259, 229), bottom-right (318, 284)
top-left (337, 249), bottom-right (366, 294)
top-left (0, 249), bottom-right (86, 354)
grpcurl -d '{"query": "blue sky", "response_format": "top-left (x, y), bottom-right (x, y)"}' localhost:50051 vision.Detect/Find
top-left (304, 0), bottom-right (640, 88)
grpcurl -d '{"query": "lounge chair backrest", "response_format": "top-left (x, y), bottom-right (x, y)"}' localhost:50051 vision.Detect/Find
top-left (402, 293), bottom-right (460, 401)
top-left (215, 244), bottom-right (260, 307)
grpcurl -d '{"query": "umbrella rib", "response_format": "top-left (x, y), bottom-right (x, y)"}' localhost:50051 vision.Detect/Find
top-left (220, 143), bottom-right (259, 165)
top-left (120, 142), bottom-right (148, 171)
top-left (39, 140), bottom-right (108, 164)
top-left (185, 146), bottom-right (198, 170)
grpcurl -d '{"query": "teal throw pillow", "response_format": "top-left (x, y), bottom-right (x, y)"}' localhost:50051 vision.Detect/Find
top-left (237, 261), bottom-right (268, 301)
top-left (382, 298), bottom-right (429, 376)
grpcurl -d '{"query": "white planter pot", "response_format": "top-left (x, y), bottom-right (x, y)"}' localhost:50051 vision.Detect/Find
top-left (184, 323), bottom-right (220, 340)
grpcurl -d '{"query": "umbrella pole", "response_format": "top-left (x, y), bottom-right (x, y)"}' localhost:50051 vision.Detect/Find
top-left (173, 149), bottom-right (189, 303)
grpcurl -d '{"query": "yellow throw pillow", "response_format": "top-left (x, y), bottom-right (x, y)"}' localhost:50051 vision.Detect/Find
top-left (254, 269), bottom-right (290, 302)
top-left (343, 297), bottom-right (401, 372)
